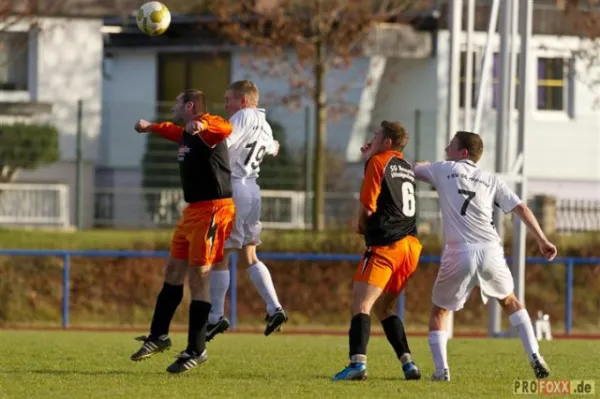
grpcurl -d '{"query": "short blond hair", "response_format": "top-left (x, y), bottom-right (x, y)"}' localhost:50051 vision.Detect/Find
top-left (228, 80), bottom-right (259, 106)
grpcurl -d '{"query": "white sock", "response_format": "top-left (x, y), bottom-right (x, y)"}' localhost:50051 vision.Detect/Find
top-left (509, 309), bottom-right (539, 361)
top-left (247, 261), bottom-right (281, 315)
top-left (208, 270), bottom-right (230, 324)
top-left (428, 330), bottom-right (449, 372)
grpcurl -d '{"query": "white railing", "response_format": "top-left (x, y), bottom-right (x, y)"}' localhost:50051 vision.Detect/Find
top-left (2, 184), bottom-right (595, 233)
top-left (92, 187), bottom-right (443, 230)
top-left (0, 183), bottom-right (69, 227)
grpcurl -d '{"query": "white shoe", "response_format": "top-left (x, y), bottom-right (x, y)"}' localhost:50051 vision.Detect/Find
top-left (431, 368), bottom-right (450, 381)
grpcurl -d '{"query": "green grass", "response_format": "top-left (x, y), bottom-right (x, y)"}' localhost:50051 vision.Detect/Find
top-left (1, 227), bottom-right (598, 254)
top-left (0, 331), bottom-right (597, 398)
top-left (0, 228), bottom-right (315, 250)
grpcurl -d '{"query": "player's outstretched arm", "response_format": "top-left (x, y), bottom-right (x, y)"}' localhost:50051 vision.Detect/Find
top-left (135, 119), bottom-right (183, 143)
top-left (187, 115), bottom-right (233, 147)
top-left (511, 203), bottom-right (558, 261)
top-left (412, 162), bottom-right (434, 184)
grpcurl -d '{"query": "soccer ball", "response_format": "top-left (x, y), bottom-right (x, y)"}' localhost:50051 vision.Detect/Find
top-left (136, 1), bottom-right (171, 36)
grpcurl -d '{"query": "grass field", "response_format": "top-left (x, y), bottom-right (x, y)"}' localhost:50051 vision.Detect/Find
top-left (0, 331), bottom-right (597, 398)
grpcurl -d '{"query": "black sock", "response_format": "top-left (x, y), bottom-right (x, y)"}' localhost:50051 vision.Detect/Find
top-left (349, 313), bottom-right (371, 362)
top-left (186, 300), bottom-right (212, 356)
top-left (149, 282), bottom-right (184, 338)
top-left (381, 315), bottom-right (411, 360)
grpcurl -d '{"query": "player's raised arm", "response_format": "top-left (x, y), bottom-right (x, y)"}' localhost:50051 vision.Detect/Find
top-left (135, 119), bottom-right (184, 143)
top-left (192, 114), bottom-right (233, 147)
top-left (413, 161), bottom-right (436, 185)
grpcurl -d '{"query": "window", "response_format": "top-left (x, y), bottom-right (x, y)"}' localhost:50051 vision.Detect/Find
top-left (0, 32), bottom-right (29, 91)
top-left (492, 53), bottom-right (520, 109)
top-left (537, 57), bottom-right (567, 111)
top-left (459, 51), bottom-right (520, 110)
top-left (157, 53), bottom-right (231, 118)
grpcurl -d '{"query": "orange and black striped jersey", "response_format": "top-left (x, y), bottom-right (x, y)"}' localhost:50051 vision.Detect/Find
top-left (360, 150), bottom-right (418, 246)
top-left (150, 113), bottom-right (234, 203)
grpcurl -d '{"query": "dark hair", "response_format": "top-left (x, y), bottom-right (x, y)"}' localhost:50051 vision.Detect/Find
top-left (182, 89), bottom-right (207, 114)
top-left (454, 131), bottom-right (484, 162)
top-left (380, 120), bottom-right (408, 151)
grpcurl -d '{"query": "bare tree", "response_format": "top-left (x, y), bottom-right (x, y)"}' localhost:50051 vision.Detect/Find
top-left (561, 0), bottom-right (600, 106)
top-left (209, 0), bottom-right (431, 231)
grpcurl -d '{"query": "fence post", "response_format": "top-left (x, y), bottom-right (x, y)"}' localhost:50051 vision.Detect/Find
top-left (565, 260), bottom-right (574, 335)
top-left (229, 252), bottom-right (238, 331)
top-left (397, 290), bottom-right (405, 321)
top-left (62, 253), bottom-right (71, 329)
top-left (75, 99), bottom-right (84, 230)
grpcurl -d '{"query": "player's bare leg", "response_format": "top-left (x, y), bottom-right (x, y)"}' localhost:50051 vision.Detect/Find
top-left (131, 258), bottom-right (187, 361)
top-left (332, 282), bottom-right (382, 381)
top-left (498, 293), bottom-right (550, 379)
top-left (240, 244), bottom-right (287, 336)
top-left (166, 265), bottom-right (211, 374)
top-left (374, 292), bottom-right (421, 380)
top-left (428, 305), bottom-right (451, 381)
top-left (207, 249), bottom-right (234, 341)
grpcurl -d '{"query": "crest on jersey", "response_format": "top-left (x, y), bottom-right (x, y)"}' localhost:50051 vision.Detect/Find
top-left (177, 145), bottom-right (190, 161)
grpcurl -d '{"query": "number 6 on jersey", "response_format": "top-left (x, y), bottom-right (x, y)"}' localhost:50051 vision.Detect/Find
top-left (402, 181), bottom-right (416, 217)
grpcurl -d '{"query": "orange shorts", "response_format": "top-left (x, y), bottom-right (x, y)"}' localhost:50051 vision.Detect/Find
top-left (353, 235), bottom-right (422, 296)
top-left (170, 198), bottom-right (235, 266)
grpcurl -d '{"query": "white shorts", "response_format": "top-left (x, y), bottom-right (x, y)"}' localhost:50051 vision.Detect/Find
top-left (225, 179), bottom-right (262, 249)
top-left (432, 242), bottom-right (514, 311)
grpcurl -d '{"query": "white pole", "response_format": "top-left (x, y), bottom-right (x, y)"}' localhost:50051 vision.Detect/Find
top-left (489, 0), bottom-right (512, 338)
top-left (473, 0), bottom-right (500, 133)
top-left (464, 0), bottom-right (475, 131)
top-left (506, 0), bottom-right (519, 169)
top-left (446, 0), bottom-right (463, 340)
top-left (447, 0), bottom-right (463, 144)
top-left (513, 0), bottom-right (533, 310)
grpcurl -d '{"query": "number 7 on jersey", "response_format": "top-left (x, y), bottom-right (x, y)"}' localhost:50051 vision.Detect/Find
top-left (458, 189), bottom-right (476, 216)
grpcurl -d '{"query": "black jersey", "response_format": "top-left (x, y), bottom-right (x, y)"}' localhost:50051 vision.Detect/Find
top-left (360, 150), bottom-right (418, 247)
top-left (150, 114), bottom-right (233, 203)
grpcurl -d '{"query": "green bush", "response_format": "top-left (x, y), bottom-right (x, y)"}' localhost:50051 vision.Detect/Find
top-left (0, 123), bottom-right (59, 182)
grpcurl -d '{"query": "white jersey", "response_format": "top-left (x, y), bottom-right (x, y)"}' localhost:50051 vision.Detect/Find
top-left (227, 108), bottom-right (277, 180)
top-left (414, 160), bottom-right (521, 245)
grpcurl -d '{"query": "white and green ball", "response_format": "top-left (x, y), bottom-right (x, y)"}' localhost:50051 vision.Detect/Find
top-left (136, 1), bottom-right (171, 36)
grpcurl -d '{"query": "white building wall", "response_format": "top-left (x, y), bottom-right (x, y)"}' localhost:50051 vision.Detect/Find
top-left (1, 18), bottom-right (105, 227)
top-left (100, 51), bottom-right (157, 169)
top-left (370, 57), bottom-right (438, 163)
top-left (436, 30), bottom-right (600, 198)
top-left (230, 50), bottom-right (370, 153)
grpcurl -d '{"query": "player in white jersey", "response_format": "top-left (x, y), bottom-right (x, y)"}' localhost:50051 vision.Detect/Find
top-left (413, 131), bottom-right (557, 382)
top-left (206, 80), bottom-right (287, 341)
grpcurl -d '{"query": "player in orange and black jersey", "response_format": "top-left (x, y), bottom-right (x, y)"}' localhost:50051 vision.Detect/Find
top-left (332, 121), bottom-right (423, 381)
top-left (130, 89), bottom-right (236, 374)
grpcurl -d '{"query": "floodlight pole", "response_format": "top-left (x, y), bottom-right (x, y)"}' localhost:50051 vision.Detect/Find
top-left (488, 0), bottom-right (514, 338)
top-left (464, 0), bottom-right (475, 130)
top-left (473, 0), bottom-right (500, 133)
top-left (447, 0), bottom-right (463, 146)
top-left (446, 0), bottom-right (464, 339)
top-left (513, 0), bottom-right (533, 312)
